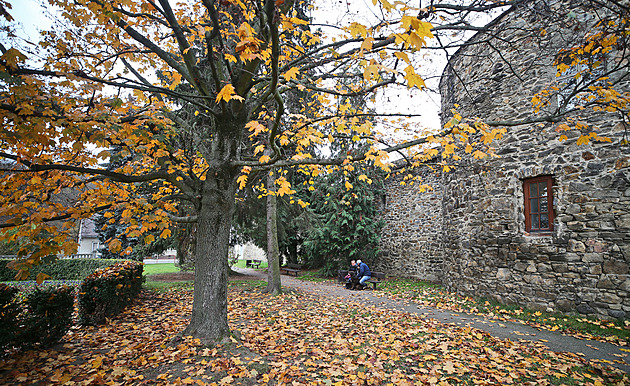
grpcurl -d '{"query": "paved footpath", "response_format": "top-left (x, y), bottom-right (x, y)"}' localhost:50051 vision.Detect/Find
top-left (234, 267), bottom-right (630, 373)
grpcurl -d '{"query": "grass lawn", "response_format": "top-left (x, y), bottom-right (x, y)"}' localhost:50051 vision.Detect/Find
top-left (142, 260), bottom-right (268, 274)
top-left (143, 263), bottom-right (181, 276)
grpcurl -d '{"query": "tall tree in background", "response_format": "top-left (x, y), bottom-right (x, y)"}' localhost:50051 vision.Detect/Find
top-left (0, 0), bottom-right (627, 344)
top-left (234, 168), bottom-right (310, 266)
top-left (304, 162), bottom-right (386, 276)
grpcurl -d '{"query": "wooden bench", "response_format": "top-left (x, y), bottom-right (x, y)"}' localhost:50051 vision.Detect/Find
top-left (363, 272), bottom-right (386, 290)
top-left (280, 263), bottom-right (302, 276)
top-left (246, 259), bottom-right (262, 268)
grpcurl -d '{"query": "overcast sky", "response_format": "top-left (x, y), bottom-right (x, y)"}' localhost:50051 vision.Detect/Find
top-left (6, 0), bottom-right (50, 41)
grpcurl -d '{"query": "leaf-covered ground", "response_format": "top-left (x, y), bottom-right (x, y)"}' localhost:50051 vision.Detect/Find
top-left (376, 279), bottom-right (630, 346)
top-left (1, 282), bottom-right (627, 385)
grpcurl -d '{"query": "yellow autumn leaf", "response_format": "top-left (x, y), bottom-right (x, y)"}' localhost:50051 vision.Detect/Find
top-left (408, 31), bottom-right (426, 49)
top-left (216, 84), bottom-right (244, 103)
top-left (1, 47), bottom-right (27, 70)
top-left (160, 229), bottom-right (171, 239)
top-left (283, 67), bottom-right (299, 81)
top-left (473, 150), bottom-right (486, 159)
top-left (416, 20), bottom-right (434, 39)
top-left (404, 65), bottom-right (425, 89)
top-left (91, 356), bottom-right (104, 369)
top-left (345, 181), bottom-right (353, 190)
top-left (443, 361), bottom-right (456, 374)
top-left (394, 51), bottom-right (410, 63)
top-left (277, 183), bottom-right (293, 196)
top-left (364, 64), bottom-right (379, 81)
top-left (169, 72), bottom-right (182, 90)
top-left (379, 0), bottom-right (394, 11)
top-left (577, 134), bottom-right (591, 146)
top-left (237, 174), bottom-right (248, 189)
top-left (360, 37), bottom-right (374, 51)
top-left (246, 120), bottom-right (267, 135)
top-left (349, 22), bottom-right (368, 38)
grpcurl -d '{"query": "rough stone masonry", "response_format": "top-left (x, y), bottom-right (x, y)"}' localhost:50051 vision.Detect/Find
top-left (377, 0), bottom-right (630, 320)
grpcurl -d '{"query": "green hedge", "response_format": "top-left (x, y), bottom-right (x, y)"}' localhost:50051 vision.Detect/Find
top-left (0, 284), bottom-right (20, 351)
top-left (0, 258), bottom-right (125, 281)
top-left (78, 261), bottom-right (144, 325)
top-left (0, 283), bottom-right (75, 351)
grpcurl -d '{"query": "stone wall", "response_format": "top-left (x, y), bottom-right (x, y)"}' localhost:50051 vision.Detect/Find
top-left (379, 0), bottom-right (630, 319)
top-left (377, 169), bottom-right (443, 281)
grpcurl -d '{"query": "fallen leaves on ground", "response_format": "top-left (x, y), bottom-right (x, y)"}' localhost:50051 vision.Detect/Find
top-left (1, 282), bottom-right (627, 385)
top-left (379, 280), bottom-right (630, 346)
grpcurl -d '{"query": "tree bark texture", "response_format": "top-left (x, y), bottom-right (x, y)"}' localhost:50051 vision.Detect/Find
top-left (264, 169), bottom-right (282, 295)
top-left (183, 119), bottom-right (242, 343)
top-left (183, 176), bottom-right (235, 343)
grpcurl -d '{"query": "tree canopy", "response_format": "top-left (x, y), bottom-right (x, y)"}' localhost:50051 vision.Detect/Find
top-left (0, 0), bottom-right (627, 342)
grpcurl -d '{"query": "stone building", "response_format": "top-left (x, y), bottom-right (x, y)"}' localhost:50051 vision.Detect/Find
top-left (378, 0), bottom-right (630, 319)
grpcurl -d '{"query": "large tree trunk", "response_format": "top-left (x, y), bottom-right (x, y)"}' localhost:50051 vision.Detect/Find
top-left (183, 176), bottom-right (235, 344)
top-left (183, 117), bottom-right (241, 343)
top-left (264, 169), bottom-right (282, 294)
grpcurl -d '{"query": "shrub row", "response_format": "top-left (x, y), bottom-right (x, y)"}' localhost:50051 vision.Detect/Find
top-left (0, 284), bottom-right (75, 353)
top-left (78, 260), bottom-right (144, 325)
top-left (0, 258), bottom-right (125, 281)
top-left (1, 260), bottom-right (144, 353)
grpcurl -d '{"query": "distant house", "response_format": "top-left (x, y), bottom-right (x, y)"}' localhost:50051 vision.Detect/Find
top-left (234, 242), bottom-right (267, 262)
top-left (76, 218), bottom-right (100, 257)
top-left (76, 217), bottom-right (180, 261)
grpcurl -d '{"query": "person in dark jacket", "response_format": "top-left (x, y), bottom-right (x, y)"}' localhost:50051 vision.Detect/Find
top-left (344, 260), bottom-right (359, 289)
top-left (349, 260), bottom-right (358, 273)
top-left (356, 260), bottom-right (371, 289)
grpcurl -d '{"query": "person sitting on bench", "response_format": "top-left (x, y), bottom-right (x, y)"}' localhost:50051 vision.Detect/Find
top-left (356, 260), bottom-right (371, 290)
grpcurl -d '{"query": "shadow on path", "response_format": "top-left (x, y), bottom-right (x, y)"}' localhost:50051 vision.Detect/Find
top-left (232, 267), bottom-right (630, 373)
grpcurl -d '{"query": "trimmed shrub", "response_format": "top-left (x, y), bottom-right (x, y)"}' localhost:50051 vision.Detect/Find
top-left (0, 284), bottom-right (75, 352)
top-left (0, 284), bottom-right (20, 351)
top-left (20, 286), bottom-right (75, 348)
top-left (0, 258), bottom-right (125, 281)
top-left (78, 261), bottom-right (143, 325)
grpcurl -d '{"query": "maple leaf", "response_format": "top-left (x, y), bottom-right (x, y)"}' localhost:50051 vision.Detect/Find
top-left (283, 67), bottom-right (299, 81)
top-left (216, 84), bottom-right (244, 103)
top-left (1, 47), bottom-right (27, 70)
top-left (364, 64), bottom-right (379, 81)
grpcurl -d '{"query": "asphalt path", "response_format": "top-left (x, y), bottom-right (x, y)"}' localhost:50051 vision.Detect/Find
top-left (233, 267), bottom-right (630, 373)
